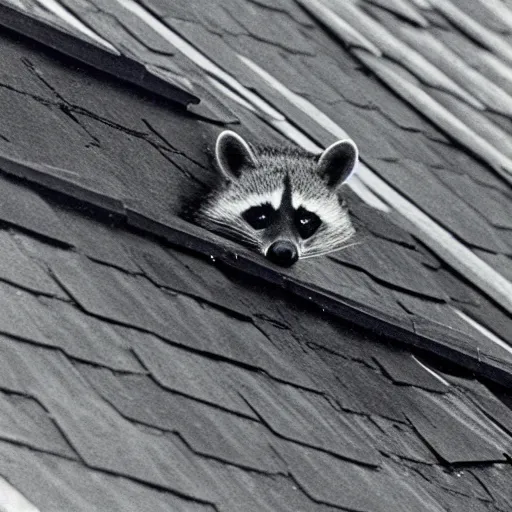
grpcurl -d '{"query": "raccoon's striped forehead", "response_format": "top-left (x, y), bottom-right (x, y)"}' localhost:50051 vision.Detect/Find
top-left (218, 150), bottom-right (344, 223)
top-left (220, 187), bottom-right (285, 216)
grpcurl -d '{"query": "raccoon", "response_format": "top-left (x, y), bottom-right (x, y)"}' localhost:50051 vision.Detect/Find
top-left (194, 130), bottom-right (358, 267)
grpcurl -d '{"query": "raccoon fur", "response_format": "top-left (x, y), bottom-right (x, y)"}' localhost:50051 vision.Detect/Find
top-left (194, 130), bottom-right (358, 267)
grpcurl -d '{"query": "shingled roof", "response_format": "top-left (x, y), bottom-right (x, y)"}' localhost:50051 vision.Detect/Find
top-left (0, 0), bottom-right (511, 510)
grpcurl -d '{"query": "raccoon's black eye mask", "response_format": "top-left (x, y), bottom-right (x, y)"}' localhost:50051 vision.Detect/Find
top-left (242, 202), bottom-right (322, 240)
top-left (243, 203), bottom-right (275, 230)
top-left (295, 207), bottom-right (321, 239)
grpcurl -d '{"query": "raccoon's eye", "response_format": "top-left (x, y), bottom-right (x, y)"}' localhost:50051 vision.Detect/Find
top-left (296, 207), bottom-right (321, 239)
top-left (243, 203), bottom-right (275, 230)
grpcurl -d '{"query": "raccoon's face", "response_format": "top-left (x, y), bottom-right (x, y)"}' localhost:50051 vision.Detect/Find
top-left (196, 131), bottom-right (358, 267)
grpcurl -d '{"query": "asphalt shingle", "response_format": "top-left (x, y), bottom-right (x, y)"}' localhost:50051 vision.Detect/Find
top-left (367, 158), bottom-right (510, 253)
top-left (0, 391), bottom-right (77, 459)
top-left (0, 229), bottom-right (67, 297)
top-left (77, 364), bottom-right (284, 473)
top-left (404, 388), bottom-right (510, 464)
top-left (330, 236), bottom-right (448, 300)
top-left (372, 348), bottom-right (449, 393)
top-left (0, 440), bottom-right (216, 512)
top-left (127, 327), bottom-right (257, 417)
top-left (235, 370), bottom-right (381, 467)
top-left (0, 174), bottom-right (72, 246)
top-left (0, 337), bottom-right (220, 501)
top-left (275, 440), bottom-right (442, 512)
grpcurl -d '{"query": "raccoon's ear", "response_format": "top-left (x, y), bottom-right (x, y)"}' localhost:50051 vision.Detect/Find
top-left (317, 139), bottom-right (358, 190)
top-left (215, 130), bottom-right (258, 181)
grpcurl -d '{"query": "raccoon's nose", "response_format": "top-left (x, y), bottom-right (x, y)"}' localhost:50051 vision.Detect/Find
top-left (267, 241), bottom-right (299, 267)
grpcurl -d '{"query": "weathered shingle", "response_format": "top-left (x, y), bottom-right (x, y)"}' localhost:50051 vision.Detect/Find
top-left (77, 364), bottom-right (285, 473)
top-left (0, 174), bottom-right (72, 246)
top-left (234, 370), bottom-right (381, 466)
top-left (372, 349), bottom-right (449, 393)
top-left (0, 229), bottom-right (67, 297)
top-left (275, 441), bottom-right (443, 512)
top-left (0, 391), bottom-right (77, 459)
top-left (404, 388), bottom-right (510, 464)
top-left (0, 440), bottom-right (216, 512)
top-left (127, 328), bottom-right (258, 417)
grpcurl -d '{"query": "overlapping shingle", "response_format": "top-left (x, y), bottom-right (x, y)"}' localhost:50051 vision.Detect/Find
top-left (367, 158), bottom-right (510, 253)
top-left (0, 229), bottom-right (67, 297)
top-left (447, 376), bottom-right (512, 439)
top-left (366, 415), bottom-right (438, 464)
top-left (0, 174), bottom-right (73, 246)
top-left (32, 298), bottom-right (145, 372)
top-left (0, 391), bottom-right (77, 459)
top-left (433, 171), bottom-right (512, 230)
top-left (415, 462), bottom-right (492, 502)
top-left (403, 388), bottom-right (510, 464)
top-left (330, 235), bottom-right (448, 299)
top-left (77, 364), bottom-right (284, 473)
top-left (234, 370), bottom-right (381, 466)
top-left (471, 465), bottom-right (512, 512)
top-left (48, 252), bottom-right (170, 331)
top-left (372, 349), bottom-right (449, 393)
top-left (0, 338), bottom-right (220, 501)
top-left (275, 440), bottom-right (443, 512)
top-left (0, 441), bottom-right (216, 512)
top-left (55, 209), bottom-right (141, 273)
top-left (126, 328), bottom-right (258, 417)
top-left (318, 352), bottom-right (410, 422)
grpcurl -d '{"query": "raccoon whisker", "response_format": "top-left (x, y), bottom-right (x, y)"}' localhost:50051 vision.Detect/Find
top-left (204, 220), bottom-right (261, 248)
top-left (328, 239), bottom-right (363, 253)
top-left (302, 237), bottom-right (361, 259)
top-left (301, 249), bottom-right (337, 259)
top-left (213, 221), bottom-right (258, 240)
top-left (311, 237), bottom-right (360, 255)
top-left (212, 225), bottom-right (258, 243)
top-left (216, 231), bottom-right (260, 250)
top-left (303, 234), bottom-right (350, 252)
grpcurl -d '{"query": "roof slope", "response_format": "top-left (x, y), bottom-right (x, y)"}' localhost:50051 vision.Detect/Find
top-left (0, 180), bottom-right (511, 511)
top-left (1, 0), bottom-right (512, 384)
top-left (0, 0), bottom-right (511, 510)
